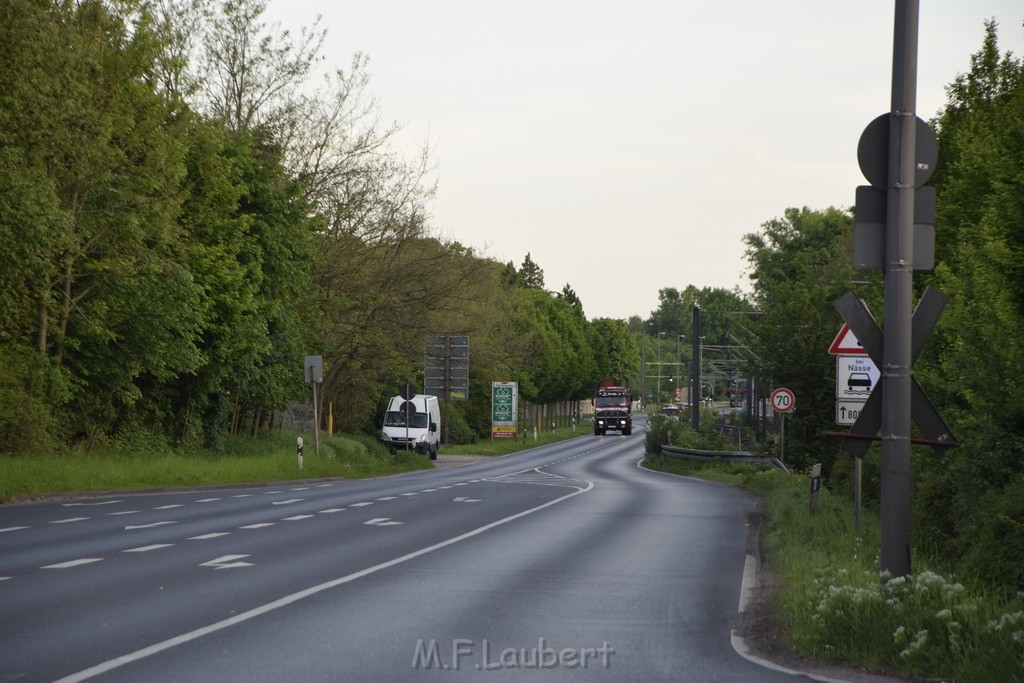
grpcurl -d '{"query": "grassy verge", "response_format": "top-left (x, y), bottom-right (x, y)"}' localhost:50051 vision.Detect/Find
top-left (644, 454), bottom-right (1024, 682)
top-left (0, 423), bottom-right (592, 503)
top-left (441, 423), bottom-right (591, 456)
top-left (0, 430), bottom-right (431, 503)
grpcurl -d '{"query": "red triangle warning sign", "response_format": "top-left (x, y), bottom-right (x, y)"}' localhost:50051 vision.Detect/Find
top-left (829, 324), bottom-right (868, 355)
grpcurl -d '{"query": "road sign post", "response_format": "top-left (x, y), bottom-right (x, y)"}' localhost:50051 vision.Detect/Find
top-left (770, 388), bottom-right (795, 465)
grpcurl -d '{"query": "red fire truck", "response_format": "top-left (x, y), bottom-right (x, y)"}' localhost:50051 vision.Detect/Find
top-left (593, 382), bottom-right (632, 436)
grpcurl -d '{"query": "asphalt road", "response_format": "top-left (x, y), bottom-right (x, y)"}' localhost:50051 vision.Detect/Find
top-left (0, 420), bottom-right (810, 682)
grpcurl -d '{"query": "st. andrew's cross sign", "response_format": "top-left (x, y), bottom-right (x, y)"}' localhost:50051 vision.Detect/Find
top-left (832, 288), bottom-right (958, 457)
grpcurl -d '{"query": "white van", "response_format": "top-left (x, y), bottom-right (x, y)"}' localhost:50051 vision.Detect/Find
top-left (380, 394), bottom-right (441, 460)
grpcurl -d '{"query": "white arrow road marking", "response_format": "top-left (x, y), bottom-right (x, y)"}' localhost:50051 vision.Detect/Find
top-left (125, 521), bottom-right (177, 530)
top-left (318, 508), bottom-right (345, 514)
top-left (63, 500), bottom-right (122, 507)
top-left (239, 523), bottom-right (275, 529)
top-left (51, 517), bottom-right (88, 524)
top-left (282, 515), bottom-right (313, 521)
top-left (123, 544), bottom-right (174, 553)
top-left (364, 518), bottom-right (403, 526)
top-left (350, 502), bottom-right (373, 507)
top-left (453, 497), bottom-right (482, 503)
top-left (42, 558), bottom-right (103, 569)
top-left (271, 499), bottom-right (304, 506)
top-left (201, 555), bottom-right (253, 569)
top-left (0, 526), bottom-right (29, 533)
top-left (154, 505), bottom-right (183, 510)
top-left (188, 532), bottom-right (230, 540)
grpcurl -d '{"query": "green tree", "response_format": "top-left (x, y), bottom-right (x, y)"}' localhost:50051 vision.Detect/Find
top-left (743, 206), bottom-right (857, 472)
top-left (911, 19), bottom-right (1024, 588)
top-left (519, 253), bottom-right (545, 289)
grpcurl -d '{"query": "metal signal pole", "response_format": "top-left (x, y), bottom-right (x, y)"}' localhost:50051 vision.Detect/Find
top-left (881, 0), bottom-right (918, 578)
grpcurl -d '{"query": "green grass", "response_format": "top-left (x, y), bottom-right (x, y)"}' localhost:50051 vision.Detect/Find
top-left (644, 454), bottom-right (1024, 682)
top-left (0, 423), bottom-right (592, 503)
top-left (0, 429), bottom-right (432, 503)
top-left (442, 423), bottom-right (591, 456)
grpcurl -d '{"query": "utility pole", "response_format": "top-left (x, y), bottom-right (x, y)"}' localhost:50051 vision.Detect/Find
top-left (880, 0), bottom-right (919, 578)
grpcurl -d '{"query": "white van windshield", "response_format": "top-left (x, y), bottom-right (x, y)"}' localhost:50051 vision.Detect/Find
top-left (384, 411), bottom-right (429, 429)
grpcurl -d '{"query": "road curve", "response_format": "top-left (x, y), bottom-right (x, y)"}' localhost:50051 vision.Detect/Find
top-left (0, 421), bottom-right (806, 682)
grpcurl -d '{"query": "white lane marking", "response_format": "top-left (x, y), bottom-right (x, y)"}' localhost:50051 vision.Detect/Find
top-left (42, 558), bottom-right (103, 569)
top-left (231, 494), bottom-right (254, 498)
top-left (376, 496), bottom-right (397, 501)
top-left (63, 500), bottom-right (121, 507)
top-left (437, 486), bottom-right (454, 490)
top-left (453, 497), bottom-right (482, 503)
top-left (188, 533), bottom-right (230, 540)
top-left (262, 491), bottom-right (283, 495)
top-left (0, 576), bottom-right (10, 581)
top-left (271, 499), bottom-right (304, 506)
top-left (0, 526), bottom-right (29, 533)
top-left (364, 518), bottom-right (403, 526)
top-left (200, 555), bottom-right (253, 570)
top-left (400, 492), bottom-right (418, 497)
top-left (195, 498), bottom-right (221, 503)
top-left (154, 505), bottom-right (183, 510)
top-left (318, 508), bottom-right (345, 514)
top-left (123, 544), bottom-right (174, 553)
top-left (107, 511), bottom-right (140, 516)
top-left (349, 502), bottom-right (373, 507)
top-left (314, 483), bottom-right (334, 488)
top-left (421, 488), bottom-right (438, 493)
top-left (282, 515), bottom-right (313, 521)
top-left (290, 487), bottom-right (310, 491)
top-left (125, 521), bottom-right (177, 530)
top-left (453, 482), bottom-right (468, 486)
top-left (239, 523), bottom-right (275, 529)
top-left (51, 517), bottom-right (88, 524)
top-left (54, 478), bottom-right (595, 683)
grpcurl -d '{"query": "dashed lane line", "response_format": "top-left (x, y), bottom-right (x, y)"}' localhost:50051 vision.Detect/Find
top-left (195, 498), bottom-right (222, 503)
top-left (282, 515), bottom-right (314, 521)
top-left (188, 533), bottom-right (230, 540)
top-left (0, 526), bottom-right (29, 533)
top-left (239, 523), bottom-right (275, 530)
top-left (125, 521), bottom-right (177, 530)
top-left (349, 502), bottom-right (373, 507)
top-left (42, 558), bottom-right (103, 570)
top-left (123, 544), bottom-right (174, 553)
top-left (154, 505), bottom-right (183, 510)
top-left (51, 518), bottom-right (89, 524)
top-left (107, 511), bottom-right (141, 516)
top-left (318, 508), bottom-right (345, 514)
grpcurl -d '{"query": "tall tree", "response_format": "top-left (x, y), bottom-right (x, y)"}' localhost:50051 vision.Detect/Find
top-left (743, 206), bottom-right (856, 472)
top-left (519, 253), bottom-right (545, 289)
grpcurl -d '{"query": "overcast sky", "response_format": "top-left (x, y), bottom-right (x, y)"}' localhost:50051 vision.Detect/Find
top-left (264, 1), bottom-right (1024, 321)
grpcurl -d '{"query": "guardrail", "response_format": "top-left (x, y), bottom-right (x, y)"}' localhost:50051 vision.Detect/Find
top-left (659, 444), bottom-right (788, 472)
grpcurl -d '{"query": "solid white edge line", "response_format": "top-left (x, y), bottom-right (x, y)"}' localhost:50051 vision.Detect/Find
top-left (637, 457), bottom-right (854, 683)
top-left (55, 478), bottom-right (594, 683)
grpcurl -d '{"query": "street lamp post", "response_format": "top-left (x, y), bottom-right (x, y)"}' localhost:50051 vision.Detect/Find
top-left (677, 335), bottom-right (685, 402)
top-left (657, 332), bottom-right (664, 405)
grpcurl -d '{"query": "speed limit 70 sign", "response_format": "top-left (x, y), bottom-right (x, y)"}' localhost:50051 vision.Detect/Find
top-left (770, 387), bottom-right (795, 414)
